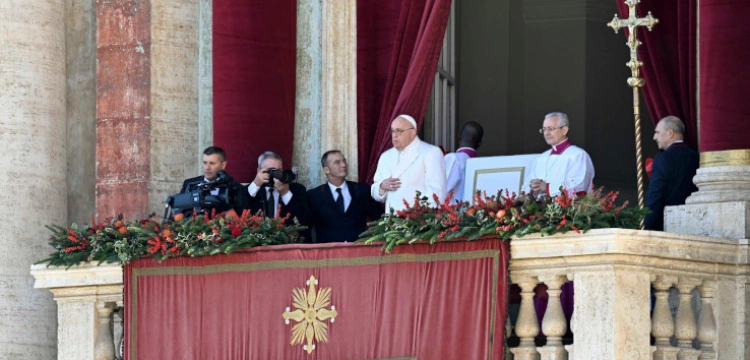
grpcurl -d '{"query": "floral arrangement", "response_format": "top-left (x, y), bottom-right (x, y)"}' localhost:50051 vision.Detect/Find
top-left (359, 188), bottom-right (649, 252)
top-left (39, 209), bottom-right (305, 267)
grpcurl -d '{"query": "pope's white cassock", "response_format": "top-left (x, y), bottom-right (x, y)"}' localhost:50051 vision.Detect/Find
top-left (371, 137), bottom-right (447, 212)
top-left (528, 139), bottom-right (595, 197)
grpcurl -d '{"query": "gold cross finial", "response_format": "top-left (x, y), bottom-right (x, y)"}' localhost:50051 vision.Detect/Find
top-left (606, 0), bottom-right (659, 228)
top-left (607, 0), bottom-right (659, 88)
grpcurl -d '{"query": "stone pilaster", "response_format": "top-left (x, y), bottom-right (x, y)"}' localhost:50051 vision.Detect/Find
top-left (148, 0), bottom-right (200, 213)
top-left (293, 0), bottom-right (323, 187)
top-left (66, 0), bottom-right (97, 224)
top-left (0, 0), bottom-right (65, 357)
top-left (198, 0), bottom-right (214, 174)
top-left (321, 0), bottom-right (358, 181)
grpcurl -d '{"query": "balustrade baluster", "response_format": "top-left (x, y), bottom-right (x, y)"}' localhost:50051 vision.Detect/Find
top-left (511, 276), bottom-right (541, 360)
top-left (538, 275), bottom-right (568, 360)
top-left (653, 275), bottom-right (679, 360)
top-left (94, 301), bottom-right (115, 360)
top-left (675, 278), bottom-right (702, 360)
top-left (697, 282), bottom-right (717, 360)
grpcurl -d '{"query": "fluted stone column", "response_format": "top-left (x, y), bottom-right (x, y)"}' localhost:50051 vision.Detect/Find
top-left (0, 0), bottom-right (65, 357)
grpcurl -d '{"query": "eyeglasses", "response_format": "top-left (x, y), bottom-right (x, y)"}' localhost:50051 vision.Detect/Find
top-left (539, 126), bottom-right (565, 134)
top-left (390, 127), bottom-right (415, 135)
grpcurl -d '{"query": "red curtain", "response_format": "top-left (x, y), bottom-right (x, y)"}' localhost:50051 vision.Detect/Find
top-left (124, 240), bottom-right (508, 359)
top-left (615, 0), bottom-right (697, 149)
top-left (213, 0), bottom-right (296, 182)
top-left (699, 0), bottom-right (750, 152)
top-left (358, 0), bottom-right (453, 182)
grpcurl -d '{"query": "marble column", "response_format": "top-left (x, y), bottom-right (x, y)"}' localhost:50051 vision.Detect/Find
top-left (96, 0), bottom-right (152, 219)
top-left (0, 0), bottom-right (65, 357)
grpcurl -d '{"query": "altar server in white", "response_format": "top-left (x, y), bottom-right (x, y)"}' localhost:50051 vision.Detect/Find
top-left (528, 112), bottom-right (595, 197)
top-left (372, 114), bottom-right (447, 212)
top-left (444, 121), bottom-right (484, 202)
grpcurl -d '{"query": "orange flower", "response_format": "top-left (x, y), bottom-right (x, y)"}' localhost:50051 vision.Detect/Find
top-left (117, 227), bottom-right (127, 235)
top-left (173, 213), bottom-right (184, 222)
top-left (496, 209), bottom-right (507, 220)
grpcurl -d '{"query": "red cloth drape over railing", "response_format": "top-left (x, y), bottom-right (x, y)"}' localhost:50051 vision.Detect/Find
top-left (124, 239), bottom-right (508, 359)
top-left (358, 0), bottom-right (453, 182)
top-left (615, 0), bottom-right (697, 150)
top-left (213, 0), bottom-right (296, 183)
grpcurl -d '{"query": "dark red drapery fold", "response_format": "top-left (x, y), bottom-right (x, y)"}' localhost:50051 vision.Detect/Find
top-left (124, 240), bottom-right (509, 359)
top-left (358, 0), bottom-right (453, 182)
top-left (616, 0), bottom-right (698, 149)
top-left (699, 0), bottom-right (750, 152)
top-left (213, 0), bottom-right (296, 182)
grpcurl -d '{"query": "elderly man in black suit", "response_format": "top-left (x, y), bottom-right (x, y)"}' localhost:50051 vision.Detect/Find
top-left (247, 151), bottom-right (312, 241)
top-left (645, 116), bottom-right (699, 231)
top-left (307, 150), bottom-right (383, 243)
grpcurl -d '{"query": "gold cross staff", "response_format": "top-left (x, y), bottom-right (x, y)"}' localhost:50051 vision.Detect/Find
top-left (607, 0), bottom-right (658, 228)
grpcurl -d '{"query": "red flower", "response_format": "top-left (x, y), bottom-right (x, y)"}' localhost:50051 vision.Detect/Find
top-left (231, 226), bottom-right (242, 237)
top-left (147, 236), bottom-right (166, 255)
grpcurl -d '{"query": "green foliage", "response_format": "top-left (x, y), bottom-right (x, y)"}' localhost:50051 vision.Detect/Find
top-left (38, 210), bottom-right (306, 267)
top-left (359, 188), bottom-right (650, 251)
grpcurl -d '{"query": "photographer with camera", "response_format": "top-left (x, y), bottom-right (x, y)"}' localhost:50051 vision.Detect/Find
top-left (246, 151), bottom-right (312, 241)
top-left (174, 146), bottom-right (249, 217)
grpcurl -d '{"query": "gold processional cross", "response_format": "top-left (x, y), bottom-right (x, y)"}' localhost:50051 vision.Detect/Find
top-left (607, 0), bottom-right (658, 228)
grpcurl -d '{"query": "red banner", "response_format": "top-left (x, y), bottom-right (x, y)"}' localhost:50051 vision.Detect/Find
top-left (125, 239), bottom-right (508, 359)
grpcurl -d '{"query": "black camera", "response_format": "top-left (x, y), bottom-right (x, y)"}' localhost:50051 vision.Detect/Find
top-left (165, 170), bottom-right (238, 219)
top-left (265, 168), bottom-right (296, 186)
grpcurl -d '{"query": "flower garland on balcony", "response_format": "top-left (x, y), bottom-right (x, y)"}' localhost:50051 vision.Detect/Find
top-left (39, 187), bottom-right (647, 267)
top-left (39, 209), bottom-right (305, 267)
top-left (359, 188), bottom-right (649, 252)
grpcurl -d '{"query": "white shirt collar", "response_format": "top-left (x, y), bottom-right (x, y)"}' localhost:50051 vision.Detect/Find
top-left (327, 181), bottom-right (349, 193)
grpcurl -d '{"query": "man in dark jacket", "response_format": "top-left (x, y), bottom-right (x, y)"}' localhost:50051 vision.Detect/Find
top-left (178, 146), bottom-right (249, 216)
top-left (308, 150), bottom-right (383, 243)
top-left (645, 116), bottom-right (699, 230)
top-left (246, 151), bottom-right (312, 241)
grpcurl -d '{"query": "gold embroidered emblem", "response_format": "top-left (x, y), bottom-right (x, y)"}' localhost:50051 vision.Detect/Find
top-left (282, 275), bottom-right (338, 354)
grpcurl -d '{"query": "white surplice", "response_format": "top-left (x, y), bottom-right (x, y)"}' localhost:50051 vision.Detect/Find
top-left (529, 142), bottom-right (595, 197)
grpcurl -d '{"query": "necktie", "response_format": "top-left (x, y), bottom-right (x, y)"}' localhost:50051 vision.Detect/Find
top-left (266, 188), bottom-right (275, 218)
top-left (335, 188), bottom-right (345, 213)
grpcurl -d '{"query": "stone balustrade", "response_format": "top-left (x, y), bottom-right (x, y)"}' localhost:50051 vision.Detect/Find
top-left (27, 229), bottom-right (750, 359)
top-left (507, 228), bottom-right (748, 360)
top-left (30, 262), bottom-right (124, 360)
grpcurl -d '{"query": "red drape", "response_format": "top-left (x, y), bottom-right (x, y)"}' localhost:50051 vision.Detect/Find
top-left (699, 0), bottom-right (750, 152)
top-left (124, 240), bottom-right (508, 359)
top-left (213, 0), bottom-right (296, 182)
top-left (358, 0), bottom-right (453, 182)
top-left (615, 0), bottom-right (698, 149)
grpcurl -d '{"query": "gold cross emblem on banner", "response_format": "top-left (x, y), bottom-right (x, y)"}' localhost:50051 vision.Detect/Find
top-left (282, 275), bottom-right (339, 354)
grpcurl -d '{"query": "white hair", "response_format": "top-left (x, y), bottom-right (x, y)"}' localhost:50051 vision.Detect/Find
top-left (545, 112), bottom-right (569, 127)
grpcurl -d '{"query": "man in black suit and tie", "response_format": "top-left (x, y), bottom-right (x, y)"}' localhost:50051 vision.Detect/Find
top-left (178, 146), bottom-right (249, 215)
top-left (247, 151), bottom-right (312, 241)
top-left (307, 150), bottom-right (384, 243)
top-left (645, 116), bottom-right (699, 231)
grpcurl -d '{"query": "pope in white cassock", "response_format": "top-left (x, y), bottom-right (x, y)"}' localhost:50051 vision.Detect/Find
top-left (371, 114), bottom-right (447, 212)
top-left (528, 112), bottom-right (595, 197)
